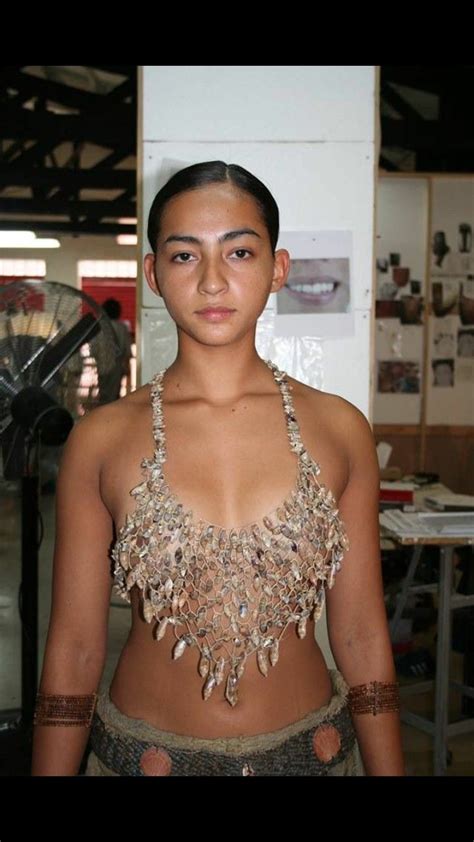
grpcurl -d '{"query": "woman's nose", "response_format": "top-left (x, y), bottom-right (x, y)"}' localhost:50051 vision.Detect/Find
top-left (198, 256), bottom-right (228, 295)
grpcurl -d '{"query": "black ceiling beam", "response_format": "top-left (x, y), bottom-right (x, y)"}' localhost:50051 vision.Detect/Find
top-left (379, 155), bottom-right (400, 172)
top-left (46, 78), bottom-right (137, 203)
top-left (98, 76), bottom-right (136, 104)
top-left (83, 66), bottom-right (136, 79)
top-left (89, 146), bottom-right (135, 169)
top-left (415, 149), bottom-right (474, 172)
top-left (380, 81), bottom-right (426, 124)
top-left (381, 116), bottom-right (474, 149)
top-left (0, 69), bottom-right (103, 111)
top-left (0, 198), bottom-right (136, 216)
top-left (1, 138), bottom-right (27, 163)
top-left (381, 66), bottom-right (473, 95)
top-left (0, 218), bottom-right (136, 235)
top-left (3, 139), bottom-right (62, 170)
top-left (2, 103), bottom-right (136, 145)
top-left (0, 165), bottom-right (135, 190)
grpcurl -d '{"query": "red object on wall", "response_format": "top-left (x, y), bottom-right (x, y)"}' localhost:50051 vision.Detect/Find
top-left (81, 278), bottom-right (136, 339)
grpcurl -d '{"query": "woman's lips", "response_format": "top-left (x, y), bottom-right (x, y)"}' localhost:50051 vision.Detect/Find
top-left (285, 276), bottom-right (340, 305)
top-left (195, 307), bottom-right (236, 322)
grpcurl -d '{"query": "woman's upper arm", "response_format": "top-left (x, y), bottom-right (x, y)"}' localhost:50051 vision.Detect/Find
top-left (324, 403), bottom-right (386, 648)
top-left (46, 412), bottom-right (115, 660)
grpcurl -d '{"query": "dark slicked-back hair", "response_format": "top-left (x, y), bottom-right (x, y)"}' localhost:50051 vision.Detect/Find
top-left (147, 161), bottom-right (279, 254)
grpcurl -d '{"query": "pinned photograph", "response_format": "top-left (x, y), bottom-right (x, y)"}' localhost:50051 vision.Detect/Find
top-left (433, 328), bottom-right (455, 358)
top-left (457, 328), bottom-right (474, 358)
top-left (432, 358), bottom-right (455, 387)
top-left (377, 361), bottom-right (420, 394)
top-left (277, 257), bottom-right (350, 315)
top-left (432, 230), bottom-right (451, 269)
top-left (460, 280), bottom-right (474, 325)
top-left (432, 280), bottom-right (460, 317)
top-left (459, 223), bottom-right (472, 253)
top-left (399, 296), bottom-right (424, 325)
top-left (273, 230), bottom-right (354, 339)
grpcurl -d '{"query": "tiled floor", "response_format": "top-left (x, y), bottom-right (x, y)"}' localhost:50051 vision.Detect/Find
top-left (1, 480), bottom-right (473, 776)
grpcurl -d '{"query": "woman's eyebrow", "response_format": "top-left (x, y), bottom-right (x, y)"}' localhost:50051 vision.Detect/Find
top-left (163, 228), bottom-right (262, 246)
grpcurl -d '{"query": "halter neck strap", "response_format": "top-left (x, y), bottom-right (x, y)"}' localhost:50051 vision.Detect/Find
top-left (150, 359), bottom-right (305, 464)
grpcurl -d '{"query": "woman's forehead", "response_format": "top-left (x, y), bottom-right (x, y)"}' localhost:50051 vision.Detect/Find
top-left (160, 184), bottom-right (263, 228)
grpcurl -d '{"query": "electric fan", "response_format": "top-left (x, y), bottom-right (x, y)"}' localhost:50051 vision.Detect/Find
top-left (0, 279), bottom-right (120, 749)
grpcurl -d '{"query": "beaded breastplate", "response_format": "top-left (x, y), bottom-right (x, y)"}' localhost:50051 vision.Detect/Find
top-left (112, 360), bottom-right (349, 707)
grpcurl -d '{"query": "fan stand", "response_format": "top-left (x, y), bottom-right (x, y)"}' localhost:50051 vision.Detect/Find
top-left (0, 442), bottom-right (40, 775)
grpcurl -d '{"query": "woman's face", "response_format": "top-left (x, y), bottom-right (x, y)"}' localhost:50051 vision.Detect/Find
top-left (144, 183), bottom-right (289, 347)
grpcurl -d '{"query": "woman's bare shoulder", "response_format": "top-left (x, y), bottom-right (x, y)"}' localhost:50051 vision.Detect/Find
top-left (68, 382), bottom-right (152, 453)
top-left (287, 374), bottom-right (371, 435)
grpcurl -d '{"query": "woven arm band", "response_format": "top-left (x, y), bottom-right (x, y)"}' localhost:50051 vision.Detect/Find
top-left (33, 692), bottom-right (98, 727)
top-left (347, 681), bottom-right (400, 716)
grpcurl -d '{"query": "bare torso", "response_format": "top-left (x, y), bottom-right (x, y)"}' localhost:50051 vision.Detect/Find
top-left (98, 369), bottom-right (351, 738)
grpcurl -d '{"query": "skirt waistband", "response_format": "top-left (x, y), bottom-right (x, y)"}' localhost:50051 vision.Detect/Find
top-left (93, 668), bottom-right (350, 756)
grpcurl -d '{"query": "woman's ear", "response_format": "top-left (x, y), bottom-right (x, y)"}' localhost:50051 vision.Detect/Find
top-left (144, 253), bottom-right (162, 298)
top-left (270, 249), bottom-right (290, 294)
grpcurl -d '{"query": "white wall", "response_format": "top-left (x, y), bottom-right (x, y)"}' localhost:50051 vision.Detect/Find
top-left (139, 65), bottom-right (378, 418)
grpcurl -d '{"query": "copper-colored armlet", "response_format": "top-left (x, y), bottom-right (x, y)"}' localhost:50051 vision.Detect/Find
top-left (33, 692), bottom-right (98, 727)
top-left (347, 680), bottom-right (400, 716)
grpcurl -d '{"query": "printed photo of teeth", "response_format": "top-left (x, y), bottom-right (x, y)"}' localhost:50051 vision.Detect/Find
top-left (276, 257), bottom-right (351, 315)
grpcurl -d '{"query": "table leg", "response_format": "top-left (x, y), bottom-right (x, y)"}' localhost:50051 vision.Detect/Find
top-left (389, 544), bottom-right (423, 642)
top-left (434, 546), bottom-right (453, 776)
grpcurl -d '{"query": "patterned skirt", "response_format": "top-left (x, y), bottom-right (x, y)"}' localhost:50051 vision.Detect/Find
top-left (84, 669), bottom-right (365, 777)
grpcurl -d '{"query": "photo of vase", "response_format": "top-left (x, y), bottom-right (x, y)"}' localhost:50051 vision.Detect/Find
top-left (460, 282), bottom-right (474, 325)
top-left (393, 267), bottom-right (410, 288)
top-left (400, 295), bottom-right (423, 325)
top-left (432, 231), bottom-right (451, 268)
top-left (459, 223), bottom-right (472, 254)
top-left (432, 281), bottom-right (460, 317)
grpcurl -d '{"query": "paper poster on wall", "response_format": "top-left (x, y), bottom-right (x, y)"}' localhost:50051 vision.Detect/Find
top-left (272, 231), bottom-right (354, 338)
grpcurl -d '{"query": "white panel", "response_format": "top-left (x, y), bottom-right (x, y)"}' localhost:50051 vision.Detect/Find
top-left (141, 141), bottom-right (375, 311)
top-left (319, 309), bottom-right (372, 417)
top-left (431, 178), bottom-right (474, 250)
top-left (143, 66), bottom-right (375, 142)
top-left (426, 315), bottom-right (474, 425)
top-left (141, 308), bottom-right (177, 385)
top-left (376, 177), bottom-right (428, 290)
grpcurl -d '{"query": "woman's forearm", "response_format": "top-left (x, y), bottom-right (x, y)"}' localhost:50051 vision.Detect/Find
top-left (330, 629), bottom-right (406, 776)
top-left (31, 642), bottom-right (105, 776)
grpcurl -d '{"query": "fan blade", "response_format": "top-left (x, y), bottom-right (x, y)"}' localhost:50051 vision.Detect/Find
top-left (37, 313), bottom-right (101, 387)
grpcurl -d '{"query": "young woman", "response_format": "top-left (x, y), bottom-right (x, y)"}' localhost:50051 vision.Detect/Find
top-left (31, 161), bottom-right (405, 776)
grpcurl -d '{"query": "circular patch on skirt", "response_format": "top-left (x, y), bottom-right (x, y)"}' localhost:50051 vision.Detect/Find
top-left (140, 746), bottom-right (172, 776)
top-left (312, 724), bottom-right (341, 763)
